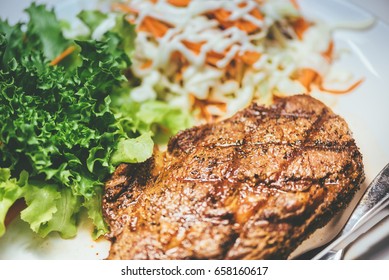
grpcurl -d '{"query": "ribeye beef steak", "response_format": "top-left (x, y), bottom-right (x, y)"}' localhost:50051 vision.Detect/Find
top-left (103, 94), bottom-right (364, 259)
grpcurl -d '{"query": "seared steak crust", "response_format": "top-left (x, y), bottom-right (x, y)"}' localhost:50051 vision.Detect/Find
top-left (103, 95), bottom-right (364, 259)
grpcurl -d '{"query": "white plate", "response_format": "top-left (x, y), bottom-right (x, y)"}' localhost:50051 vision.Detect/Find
top-left (0, 0), bottom-right (388, 260)
top-left (296, 0), bottom-right (389, 259)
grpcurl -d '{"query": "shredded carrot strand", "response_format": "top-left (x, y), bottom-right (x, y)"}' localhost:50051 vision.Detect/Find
top-left (212, 7), bottom-right (262, 34)
top-left (238, 3), bottom-right (247, 8)
top-left (167, 0), bottom-right (191, 7)
top-left (171, 50), bottom-right (187, 66)
top-left (292, 17), bottom-right (310, 40)
top-left (190, 94), bottom-right (212, 122)
top-left (50, 45), bottom-right (76, 66)
top-left (174, 70), bottom-right (183, 83)
top-left (296, 68), bottom-right (363, 94)
top-left (140, 60), bottom-right (153, 69)
top-left (125, 17), bottom-right (136, 24)
top-left (227, 59), bottom-right (244, 83)
top-left (190, 94), bottom-right (226, 123)
top-left (182, 38), bottom-right (261, 67)
top-left (234, 21), bottom-right (258, 34)
top-left (213, 8), bottom-right (231, 25)
top-left (111, 3), bottom-right (139, 14)
top-left (182, 40), bottom-right (205, 54)
top-left (139, 16), bottom-right (171, 38)
top-left (250, 8), bottom-right (264, 21)
top-left (290, 0), bottom-right (300, 10)
top-left (296, 68), bottom-right (318, 91)
top-left (239, 50), bottom-right (261, 65)
top-left (206, 51), bottom-right (225, 67)
top-left (189, 93), bottom-right (196, 107)
top-left (322, 40), bottom-right (334, 62)
top-left (319, 78), bottom-right (364, 94)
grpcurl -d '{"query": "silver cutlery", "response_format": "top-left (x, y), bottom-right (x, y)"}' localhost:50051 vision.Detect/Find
top-left (313, 163), bottom-right (389, 260)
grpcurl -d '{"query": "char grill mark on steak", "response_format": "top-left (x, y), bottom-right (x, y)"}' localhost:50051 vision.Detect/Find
top-left (172, 103), bottom-right (348, 189)
top-left (103, 95), bottom-right (364, 260)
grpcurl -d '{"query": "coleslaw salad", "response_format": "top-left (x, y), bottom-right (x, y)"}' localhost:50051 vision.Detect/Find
top-left (113, 0), bottom-right (361, 122)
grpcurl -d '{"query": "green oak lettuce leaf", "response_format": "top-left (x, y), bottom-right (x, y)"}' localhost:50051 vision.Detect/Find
top-left (0, 6), bottom-right (129, 239)
top-left (136, 101), bottom-right (193, 135)
top-left (34, 187), bottom-right (82, 239)
top-left (19, 173), bottom-right (82, 239)
top-left (83, 187), bottom-right (109, 239)
top-left (111, 95), bottom-right (193, 138)
top-left (77, 10), bottom-right (136, 57)
top-left (0, 4), bottom-right (191, 240)
top-left (77, 10), bottom-right (108, 32)
top-left (25, 3), bottom-right (70, 59)
top-left (0, 21), bottom-right (24, 66)
top-left (0, 169), bottom-right (84, 239)
top-left (111, 14), bottom-right (136, 57)
top-left (110, 132), bottom-right (154, 165)
top-left (0, 168), bottom-right (24, 236)
top-left (19, 176), bottom-right (61, 235)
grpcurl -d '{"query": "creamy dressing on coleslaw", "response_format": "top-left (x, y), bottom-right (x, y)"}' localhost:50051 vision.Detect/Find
top-left (122, 0), bottom-right (334, 118)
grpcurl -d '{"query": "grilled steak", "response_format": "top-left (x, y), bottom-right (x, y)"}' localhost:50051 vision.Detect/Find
top-left (103, 94), bottom-right (364, 259)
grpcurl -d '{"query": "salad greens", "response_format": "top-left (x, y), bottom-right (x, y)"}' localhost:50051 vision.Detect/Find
top-left (0, 4), bottom-right (191, 239)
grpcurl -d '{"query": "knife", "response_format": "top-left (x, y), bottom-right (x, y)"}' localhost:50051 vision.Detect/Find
top-left (313, 163), bottom-right (389, 260)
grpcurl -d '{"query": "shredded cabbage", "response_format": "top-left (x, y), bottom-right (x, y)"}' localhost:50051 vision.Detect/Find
top-left (117, 0), bottom-right (335, 120)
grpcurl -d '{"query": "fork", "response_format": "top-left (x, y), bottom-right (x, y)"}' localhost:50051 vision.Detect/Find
top-left (313, 163), bottom-right (389, 260)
